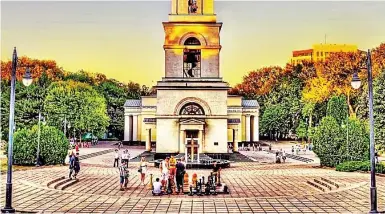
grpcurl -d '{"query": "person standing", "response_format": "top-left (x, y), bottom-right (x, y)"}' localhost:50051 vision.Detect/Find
top-left (119, 161), bottom-right (127, 191)
top-left (282, 151), bottom-right (286, 163)
top-left (175, 159), bottom-right (185, 193)
top-left (212, 161), bottom-right (221, 184)
top-left (160, 157), bottom-right (169, 190)
top-left (125, 149), bottom-right (130, 168)
top-left (75, 143), bottom-right (79, 156)
top-left (122, 151), bottom-right (128, 168)
top-left (169, 155), bottom-right (177, 177)
top-left (113, 149), bottom-right (120, 167)
top-left (139, 156), bottom-right (147, 186)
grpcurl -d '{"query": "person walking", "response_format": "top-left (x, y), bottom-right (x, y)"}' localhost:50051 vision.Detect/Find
top-left (139, 156), bottom-right (147, 186)
top-left (175, 159), bottom-right (185, 193)
top-left (125, 149), bottom-right (130, 168)
top-left (69, 152), bottom-right (75, 179)
top-left (75, 143), bottom-right (79, 156)
top-left (122, 150), bottom-right (128, 168)
top-left (73, 154), bottom-right (80, 179)
top-left (119, 160), bottom-right (127, 191)
top-left (113, 149), bottom-right (120, 167)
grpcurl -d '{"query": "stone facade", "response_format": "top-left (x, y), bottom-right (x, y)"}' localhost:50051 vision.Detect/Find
top-left (124, 0), bottom-right (259, 155)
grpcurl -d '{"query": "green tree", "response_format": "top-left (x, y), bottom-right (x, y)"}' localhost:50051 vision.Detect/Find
top-left (342, 118), bottom-right (370, 161)
top-left (44, 80), bottom-right (109, 139)
top-left (296, 120), bottom-right (307, 142)
top-left (327, 95), bottom-right (349, 126)
top-left (8, 125), bottom-right (68, 165)
top-left (313, 116), bottom-right (345, 167)
top-left (260, 104), bottom-right (288, 140)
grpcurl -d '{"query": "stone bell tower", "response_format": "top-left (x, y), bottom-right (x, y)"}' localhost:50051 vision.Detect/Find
top-left (163, 0), bottom-right (223, 79)
top-left (155, 0), bottom-right (229, 155)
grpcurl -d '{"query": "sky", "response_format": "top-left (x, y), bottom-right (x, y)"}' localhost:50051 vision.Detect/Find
top-left (1, 1), bottom-right (385, 86)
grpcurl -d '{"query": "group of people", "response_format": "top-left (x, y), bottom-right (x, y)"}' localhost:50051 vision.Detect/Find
top-left (275, 149), bottom-right (287, 163)
top-left (114, 149), bottom-right (130, 168)
top-left (291, 143), bottom-right (312, 155)
top-left (154, 155), bottom-right (186, 195)
top-left (118, 156), bottom-right (148, 191)
top-left (68, 152), bottom-right (80, 179)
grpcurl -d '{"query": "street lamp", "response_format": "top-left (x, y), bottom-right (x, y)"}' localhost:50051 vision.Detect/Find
top-left (36, 112), bottom-right (46, 167)
top-left (2, 47), bottom-right (34, 213)
top-left (351, 49), bottom-right (377, 213)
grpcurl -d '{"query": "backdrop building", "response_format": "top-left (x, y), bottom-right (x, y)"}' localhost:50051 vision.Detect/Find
top-left (124, 0), bottom-right (259, 155)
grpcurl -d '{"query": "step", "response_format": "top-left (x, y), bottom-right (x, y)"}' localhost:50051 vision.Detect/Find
top-left (314, 179), bottom-right (333, 191)
top-left (306, 180), bottom-right (325, 192)
top-left (320, 177), bottom-right (341, 188)
top-left (59, 179), bottom-right (79, 190)
top-left (46, 176), bottom-right (66, 187)
top-left (53, 178), bottom-right (72, 189)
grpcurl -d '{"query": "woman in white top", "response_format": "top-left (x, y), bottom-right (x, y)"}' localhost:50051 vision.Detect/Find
top-left (139, 156), bottom-right (147, 186)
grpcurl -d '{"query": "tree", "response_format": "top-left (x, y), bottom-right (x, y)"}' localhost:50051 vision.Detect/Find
top-left (296, 120), bottom-right (308, 142)
top-left (326, 95), bottom-right (349, 126)
top-left (260, 104), bottom-right (288, 140)
top-left (342, 118), bottom-right (370, 161)
top-left (44, 80), bottom-right (110, 139)
top-left (7, 125), bottom-right (68, 165)
top-left (313, 116), bottom-right (345, 167)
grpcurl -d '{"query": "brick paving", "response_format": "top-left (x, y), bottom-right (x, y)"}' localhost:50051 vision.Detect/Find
top-left (1, 149), bottom-right (385, 213)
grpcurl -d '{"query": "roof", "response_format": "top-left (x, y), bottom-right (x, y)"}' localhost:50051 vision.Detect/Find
top-left (242, 100), bottom-right (259, 108)
top-left (292, 49), bottom-right (313, 57)
top-left (124, 99), bottom-right (141, 107)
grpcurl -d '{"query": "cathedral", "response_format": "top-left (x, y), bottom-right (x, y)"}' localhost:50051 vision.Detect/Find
top-left (123, 0), bottom-right (259, 155)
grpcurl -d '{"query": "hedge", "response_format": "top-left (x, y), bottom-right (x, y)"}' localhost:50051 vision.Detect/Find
top-left (336, 160), bottom-right (385, 173)
top-left (5, 125), bottom-right (68, 165)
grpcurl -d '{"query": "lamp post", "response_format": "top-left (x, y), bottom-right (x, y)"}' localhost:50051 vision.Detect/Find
top-left (36, 111), bottom-right (46, 167)
top-left (351, 49), bottom-right (377, 213)
top-left (2, 47), bottom-right (33, 213)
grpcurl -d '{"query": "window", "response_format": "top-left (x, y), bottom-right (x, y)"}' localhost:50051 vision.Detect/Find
top-left (179, 102), bottom-right (205, 115)
top-left (188, 0), bottom-right (198, 14)
top-left (321, 52), bottom-right (324, 56)
top-left (183, 37), bottom-right (201, 78)
top-left (317, 52), bottom-right (320, 57)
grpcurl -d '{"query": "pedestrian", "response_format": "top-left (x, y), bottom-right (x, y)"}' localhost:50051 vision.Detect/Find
top-left (292, 146), bottom-right (295, 154)
top-left (122, 150), bottom-right (128, 168)
top-left (119, 160), bottom-right (127, 191)
top-left (139, 156), bottom-right (147, 186)
top-left (169, 155), bottom-right (177, 178)
top-left (124, 164), bottom-right (129, 188)
top-left (125, 149), bottom-right (130, 168)
top-left (282, 151), bottom-right (286, 163)
top-left (73, 154), bottom-right (80, 179)
top-left (160, 157), bottom-right (170, 190)
top-left (113, 149), bottom-right (120, 167)
top-left (118, 141), bottom-right (122, 150)
top-left (269, 144), bottom-right (272, 152)
top-left (69, 152), bottom-right (75, 179)
top-left (176, 158), bottom-right (185, 193)
top-left (75, 143), bottom-right (79, 156)
top-left (375, 150), bottom-right (379, 164)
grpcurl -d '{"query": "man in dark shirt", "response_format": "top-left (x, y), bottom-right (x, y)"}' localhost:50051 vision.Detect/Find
top-left (212, 161), bottom-right (221, 184)
top-left (175, 159), bottom-right (185, 193)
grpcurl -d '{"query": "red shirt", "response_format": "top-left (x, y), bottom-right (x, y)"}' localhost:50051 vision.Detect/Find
top-left (75, 145), bottom-right (79, 151)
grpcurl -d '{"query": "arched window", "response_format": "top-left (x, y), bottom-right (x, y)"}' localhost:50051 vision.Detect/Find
top-left (183, 37), bottom-right (201, 78)
top-left (179, 102), bottom-right (205, 115)
top-left (184, 37), bottom-right (201, 46)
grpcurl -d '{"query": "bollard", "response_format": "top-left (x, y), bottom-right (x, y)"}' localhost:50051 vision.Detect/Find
top-left (147, 173), bottom-right (153, 190)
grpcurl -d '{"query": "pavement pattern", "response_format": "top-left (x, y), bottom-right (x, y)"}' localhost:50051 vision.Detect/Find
top-left (1, 145), bottom-right (385, 213)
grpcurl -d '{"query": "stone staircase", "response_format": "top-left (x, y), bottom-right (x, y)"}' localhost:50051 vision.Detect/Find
top-left (306, 177), bottom-right (343, 192)
top-left (78, 148), bottom-right (115, 161)
top-left (229, 152), bottom-right (254, 162)
top-left (267, 150), bottom-right (314, 163)
top-left (47, 176), bottom-right (79, 191)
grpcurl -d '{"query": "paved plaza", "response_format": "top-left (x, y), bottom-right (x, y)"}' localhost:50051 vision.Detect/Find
top-left (1, 143), bottom-right (385, 213)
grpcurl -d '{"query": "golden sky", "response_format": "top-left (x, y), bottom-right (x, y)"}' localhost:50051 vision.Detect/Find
top-left (1, 1), bottom-right (385, 86)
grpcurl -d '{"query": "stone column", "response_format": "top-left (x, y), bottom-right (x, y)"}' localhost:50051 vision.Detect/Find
top-left (132, 115), bottom-right (138, 141)
top-left (185, 142), bottom-right (188, 164)
top-left (180, 130), bottom-right (185, 154)
top-left (124, 114), bottom-right (131, 141)
top-left (198, 130), bottom-right (203, 154)
top-left (253, 114), bottom-right (259, 142)
top-left (233, 129), bottom-right (239, 152)
top-left (146, 128), bottom-right (151, 151)
top-left (245, 114), bottom-right (251, 142)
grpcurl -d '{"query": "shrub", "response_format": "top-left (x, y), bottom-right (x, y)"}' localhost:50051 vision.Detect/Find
top-left (6, 125), bottom-right (68, 165)
top-left (336, 160), bottom-right (385, 173)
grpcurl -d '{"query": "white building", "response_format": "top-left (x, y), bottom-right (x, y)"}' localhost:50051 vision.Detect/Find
top-left (124, 0), bottom-right (259, 155)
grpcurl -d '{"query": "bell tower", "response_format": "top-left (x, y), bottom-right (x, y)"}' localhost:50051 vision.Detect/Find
top-left (161, 0), bottom-right (224, 80)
